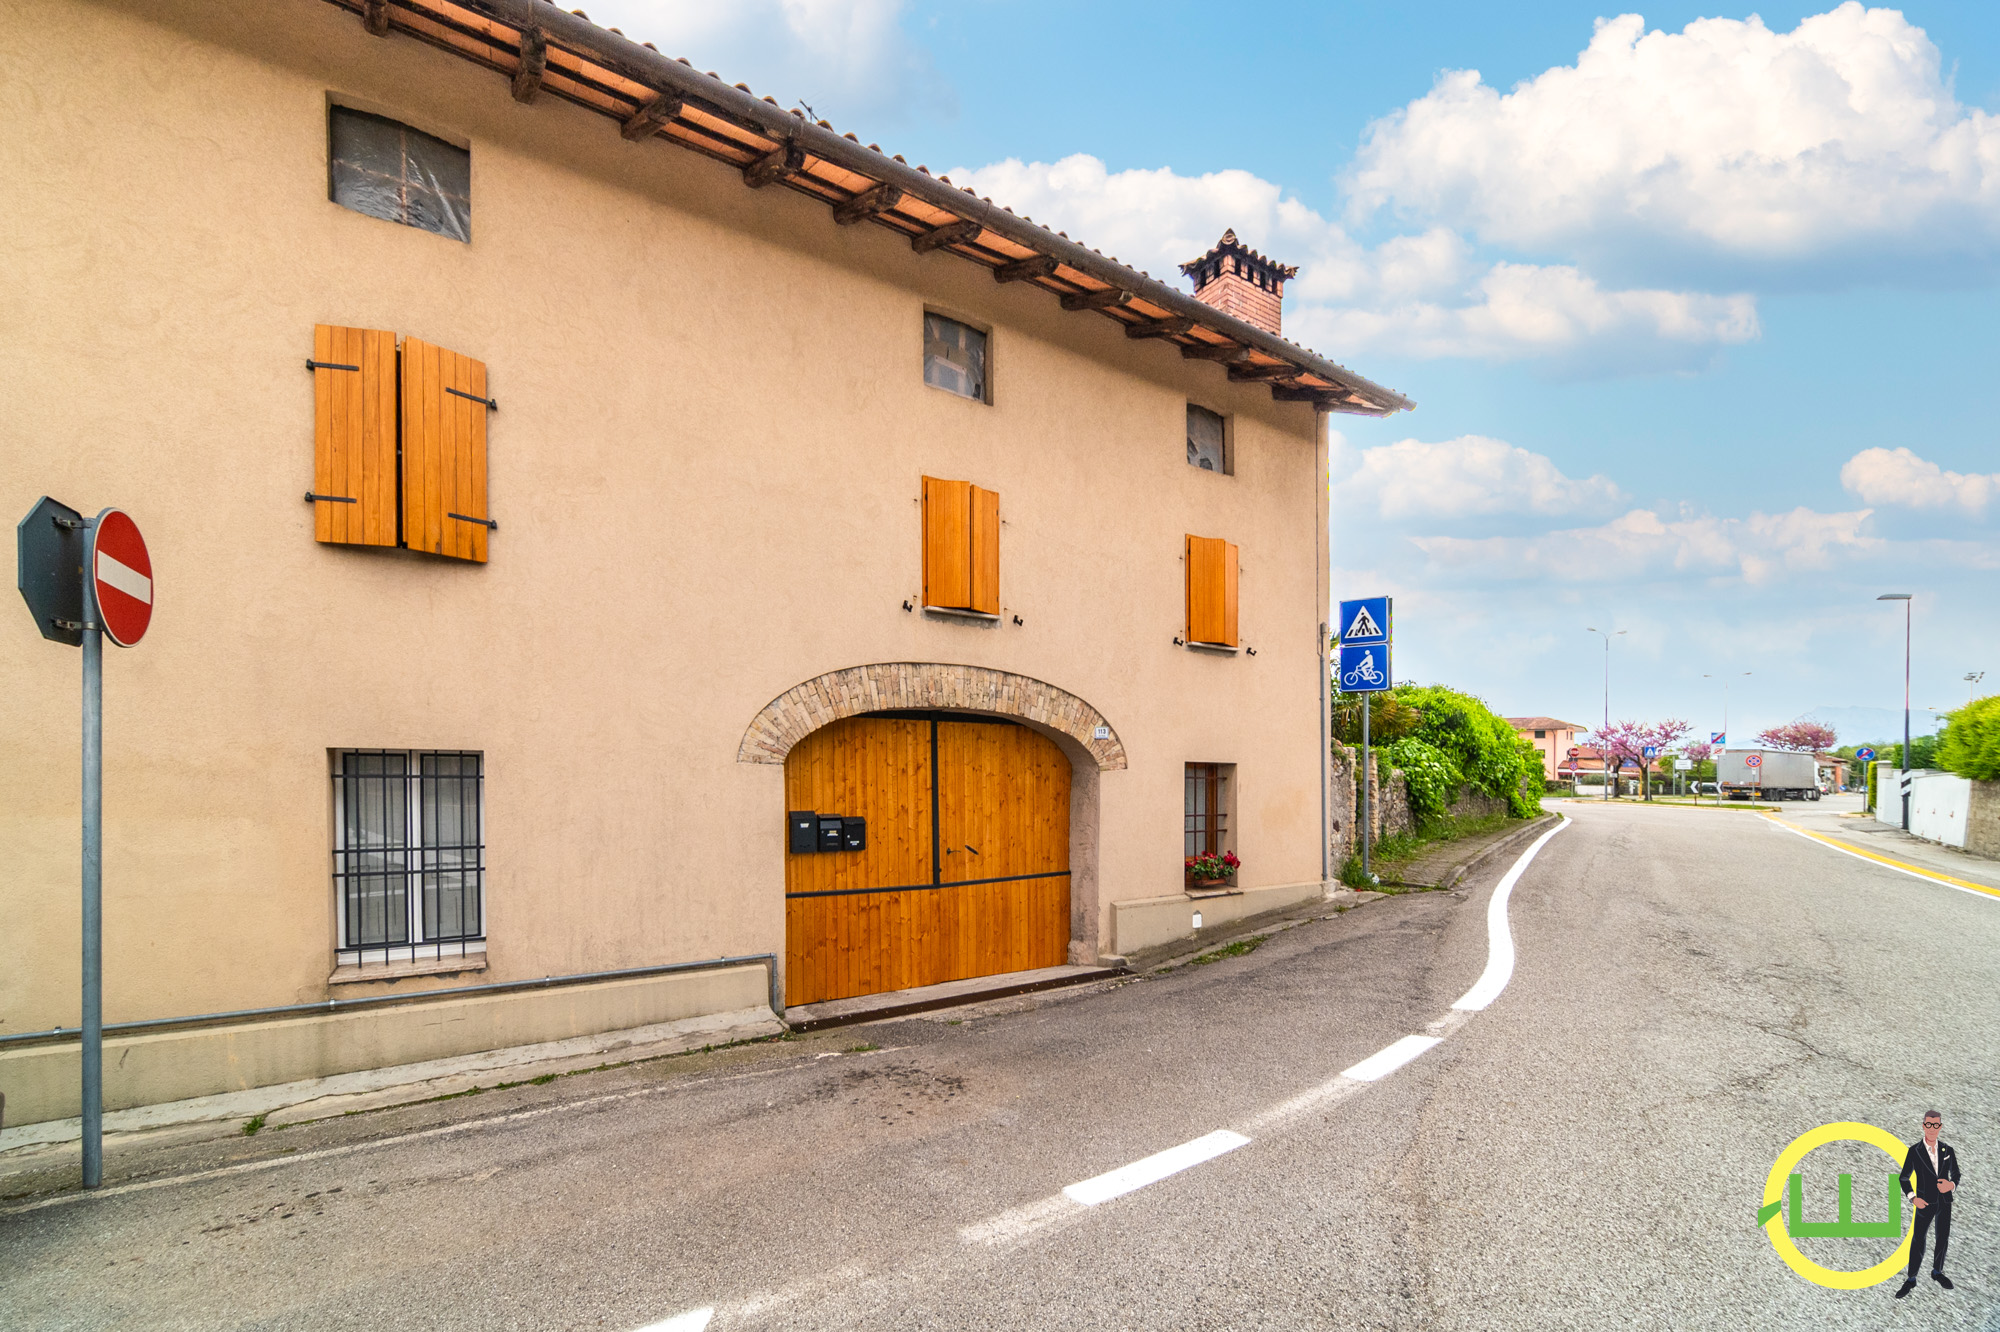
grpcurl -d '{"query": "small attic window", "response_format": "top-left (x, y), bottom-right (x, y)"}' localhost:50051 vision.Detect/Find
top-left (1187, 404), bottom-right (1228, 474)
top-left (329, 107), bottom-right (470, 242)
top-left (923, 313), bottom-right (987, 402)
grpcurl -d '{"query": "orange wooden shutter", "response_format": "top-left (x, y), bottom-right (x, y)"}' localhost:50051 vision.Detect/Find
top-left (922, 476), bottom-right (972, 609)
top-left (1221, 539), bottom-right (1239, 647)
top-left (970, 484), bottom-right (1000, 614)
top-left (1186, 534), bottom-right (1237, 646)
top-left (401, 337), bottom-right (492, 562)
top-left (311, 324), bottom-right (398, 547)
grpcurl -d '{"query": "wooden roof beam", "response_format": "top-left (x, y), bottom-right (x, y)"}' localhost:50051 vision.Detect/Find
top-left (833, 182), bottom-right (904, 226)
top-left (512, 27), bottom-right (546, 104)
top-left (743, 141), bottom-right (804, 189)
top-left (361, 0), bottom-right (389, 36)
top-left (1181, 341), bottom-right (1250, 362)
top-left (994, 254), bottom-right (1059, 284)
top-left (621, 93), bottom-right (684, 141)
top-left (1060, 287), bottom-right (1130, 312)
top-left (912, 219), bottom-right (982, 253)
top-left (1127, 316), bottom-right (1195, 341)
top-left (1228, 362), bottom-right (1301, 382)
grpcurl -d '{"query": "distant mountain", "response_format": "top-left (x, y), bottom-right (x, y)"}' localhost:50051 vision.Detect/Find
top-left (1800, 706), bottom-right (1948, 746)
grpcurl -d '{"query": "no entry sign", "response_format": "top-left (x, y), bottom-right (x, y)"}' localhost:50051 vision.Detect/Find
top-left (91, 509), bottom-right (152, 646)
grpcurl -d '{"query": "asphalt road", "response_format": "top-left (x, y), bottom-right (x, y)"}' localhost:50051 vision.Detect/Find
top-left (4, 797), bottom-right (1996, 1330)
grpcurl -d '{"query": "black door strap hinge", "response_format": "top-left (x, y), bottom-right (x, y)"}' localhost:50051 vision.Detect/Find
top-left (306, 358), bottom-right (361, 372)
top-left (446, 387), bottom-right (498, 410)
top-left (305, 492), bottom-right (358, 504)
top-left (449, 512), bottom-right (499, 530)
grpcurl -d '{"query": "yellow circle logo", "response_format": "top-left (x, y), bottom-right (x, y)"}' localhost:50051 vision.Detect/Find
top-left (1759, 1122), bottom-right (1913, 1289)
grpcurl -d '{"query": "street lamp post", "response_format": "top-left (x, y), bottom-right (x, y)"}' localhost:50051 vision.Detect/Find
top-left (1967, 671), bottom-right (1986, 702)
top-left (1879, 594), bottom-right (1913, 831)
top-left (1586, 627), bottom-right (1625, 800)
top-left (1704, 671), bottom-right (1752, 747)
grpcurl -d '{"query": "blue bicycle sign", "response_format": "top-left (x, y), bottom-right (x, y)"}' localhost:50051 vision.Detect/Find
top-left (1338, 642), bottom-right (1391, 693)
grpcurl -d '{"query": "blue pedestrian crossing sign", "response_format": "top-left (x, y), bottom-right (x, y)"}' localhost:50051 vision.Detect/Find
top-left (1642, 745), bottom-right (1658, 758)
top-left (1338, 642), bottom-right (1392, 693)
top-left (1337, 597), bottom-right (1390, 645)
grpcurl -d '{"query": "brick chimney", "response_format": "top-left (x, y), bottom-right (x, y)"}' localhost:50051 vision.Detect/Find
top-left (1179, 229), bottom-right (1298, 336)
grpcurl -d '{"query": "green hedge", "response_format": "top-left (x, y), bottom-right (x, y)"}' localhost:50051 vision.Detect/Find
top-left (1940, 697), bottom-right (2000, 782)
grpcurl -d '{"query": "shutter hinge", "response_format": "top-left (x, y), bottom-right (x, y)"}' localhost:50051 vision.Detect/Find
top-left (446, 387), bottom-right (497, 410)
top-left (306, 358), bottom-right (361, 372)
top-left (449, 512), bottom-right (498, 530)
top-left (305, 492), bottom-right (358, 504)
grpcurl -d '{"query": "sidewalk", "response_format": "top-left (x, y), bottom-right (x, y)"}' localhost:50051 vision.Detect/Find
top-left (1783, 800), bottom-right (2000, 892)
top-left (1376, 812), bottom-right (1559, 890)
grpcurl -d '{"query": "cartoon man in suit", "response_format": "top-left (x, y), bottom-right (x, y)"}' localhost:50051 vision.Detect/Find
top-left (1895, 1110), bottom-right (1960, 1298)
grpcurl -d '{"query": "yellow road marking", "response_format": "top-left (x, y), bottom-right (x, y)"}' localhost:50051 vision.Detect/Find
top-left (1760, 812), bottom-right (2000, 900)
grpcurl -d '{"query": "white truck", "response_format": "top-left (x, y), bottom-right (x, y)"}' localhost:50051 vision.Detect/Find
top-left (1717, 748), bottom-right (1821, 802)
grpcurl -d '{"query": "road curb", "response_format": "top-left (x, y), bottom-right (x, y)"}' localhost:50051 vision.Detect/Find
top-left (1439, 812), bottom-right (1562, 893)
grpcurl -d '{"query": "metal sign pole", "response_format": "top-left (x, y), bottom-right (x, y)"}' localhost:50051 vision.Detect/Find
top-left (1360, 701), bottom-right (1372, 881)
top-left (80, 520), bottom-right (104, 1189)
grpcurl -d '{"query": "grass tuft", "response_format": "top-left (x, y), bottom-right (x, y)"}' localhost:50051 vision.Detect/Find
top-left (241, 1113), bottom-right (267, 1136)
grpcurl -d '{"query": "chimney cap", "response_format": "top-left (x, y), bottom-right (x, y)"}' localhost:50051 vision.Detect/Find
top-left (1180, 228), bottom-right (1299, 282)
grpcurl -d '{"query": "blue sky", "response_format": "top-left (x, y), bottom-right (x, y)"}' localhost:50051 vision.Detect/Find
top-left (591, 2), bottom-right (1999, 743)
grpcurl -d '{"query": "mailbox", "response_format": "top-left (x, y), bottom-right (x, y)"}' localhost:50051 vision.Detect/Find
top-left (788, 810), bottom-right (818, 855)
top-left (841, 817), bottom-right (866, 851)
top-left (817, 816), bottom-right (845, 853)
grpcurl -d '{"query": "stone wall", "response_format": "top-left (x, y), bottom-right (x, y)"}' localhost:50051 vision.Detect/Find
top-left (1446, 788), bottom-right (1510, 820)
top-left (1967, 780), bottom-right (2000, 860)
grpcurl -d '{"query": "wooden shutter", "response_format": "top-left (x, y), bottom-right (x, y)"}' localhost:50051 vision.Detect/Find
top-left (1186, 534), bottom-right (1239, 647)
top-left (969, 484), bottom-right (1000, 614)
top-left (311, 324), bottom-right (398, 547)
top-left (402, 337), bottom-right (492, 563)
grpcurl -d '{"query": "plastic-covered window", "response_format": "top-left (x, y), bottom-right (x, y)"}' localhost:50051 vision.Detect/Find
top-left (329, 107), bottom-right (470, 242)
top-left (1187, 404), bottom-right (1227, 473)
top-left (923, 313), bottom-right (986, 401)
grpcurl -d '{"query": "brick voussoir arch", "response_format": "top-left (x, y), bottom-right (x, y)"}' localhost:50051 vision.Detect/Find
top-left (738, 663), bottom-right (1127, 770)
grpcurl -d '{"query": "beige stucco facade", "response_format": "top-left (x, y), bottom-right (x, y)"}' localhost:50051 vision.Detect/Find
top-left (0, 0), bottom-right (1350, 1125)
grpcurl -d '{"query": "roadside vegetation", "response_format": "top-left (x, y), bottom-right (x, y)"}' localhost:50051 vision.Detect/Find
top-left (1332, 682), bottom-right (1544, 886)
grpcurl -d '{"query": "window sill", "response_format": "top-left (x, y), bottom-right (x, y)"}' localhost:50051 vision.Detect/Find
top-left (1185, 886), bottom-right (1243, 900)
top-left (328, 952), bottom-right (489, 987)
top-left (1183, 641), bottom-right (1240, 655)
top-left (923, 605), bottom-right (1002, 623)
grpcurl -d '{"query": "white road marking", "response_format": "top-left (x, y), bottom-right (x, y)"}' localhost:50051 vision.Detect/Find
top-left (1062, 1130), bottom-right (1251, 1206)
top-left (958, 1193), bottom-right (1084, 1247)
top-left (1339, 1035), bottom-right (1441, 1082)
top-left (95, 550), bottom-right (152, 603)
top-left (1762, 815), bottom-right (2000, 902)
top-left (632, 1308), bottom-right (714, 1331)
top-left (1450, 817), bottom-right (1571, 1011)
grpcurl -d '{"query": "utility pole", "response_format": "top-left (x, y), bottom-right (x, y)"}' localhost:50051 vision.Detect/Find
top-left (1879, 594), bottom-right (1913, 831)
top-left (1587, 627), bottom-right (1624, 799)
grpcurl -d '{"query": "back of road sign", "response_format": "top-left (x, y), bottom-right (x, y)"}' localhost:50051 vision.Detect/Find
top-left (16, 496), bottom-right (87, 647)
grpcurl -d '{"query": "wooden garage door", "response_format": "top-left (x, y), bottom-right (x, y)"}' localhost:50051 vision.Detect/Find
top-left (784, 713), bottom-right (1071, 1007)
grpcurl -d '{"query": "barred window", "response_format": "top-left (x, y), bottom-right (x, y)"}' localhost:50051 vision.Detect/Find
top-left (329, 107), bottom-right (470, 242)
top-left (1185, 762), bottom-right (1231, 858)
top-left (333, 750), bottom-right (484, 967)
top-left (923, 313), bottom-right (987, 401)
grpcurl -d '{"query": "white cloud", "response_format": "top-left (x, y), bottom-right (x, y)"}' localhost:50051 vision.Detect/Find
top-left (1340, 436), bottom-right (1624, 520)
top-left (1840, 446), bottom-right (1997, 513)
top-left (1410, 505), bottom-right (1878, 584)
top-left (568, 0), bottom-right (950, 124)
top-left (1348, 5), bottom-right (2000, 269)
top-left (948, 154), bottom-right (1757, 365)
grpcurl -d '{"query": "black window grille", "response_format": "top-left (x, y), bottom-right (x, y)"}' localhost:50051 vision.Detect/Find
top-left (1187, 404), bottom-right (1227, 473)
top-left (334, 750), bottom-right (484, 967)
top-left (329, 106), bottom-right (471, 242)
top-left (1185, 763), bottom-right (1230, 858)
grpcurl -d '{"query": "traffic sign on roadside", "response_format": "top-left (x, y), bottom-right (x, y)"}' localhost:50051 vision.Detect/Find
top-left (1337, 596), bottom-right (1390, 645)
top-left (90, 509), bottom-right (153, 647)
top-left (1745, 753), bottom-right (1763, 768)
top-left (16, 495), bottom-right (87, 646)
top-left (1643, 745), bottom-right (1658, 758)
top-left (1856, 746), bottom-right (1876, 762)
top-left (1338, 641), bottom-right (1392, 693)
top-left (1712, 732), bottom-right (1726, 745)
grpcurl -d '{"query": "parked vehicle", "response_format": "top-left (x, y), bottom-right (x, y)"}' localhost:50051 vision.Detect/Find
top-left (1717, 748), bottom-right (1820, 801)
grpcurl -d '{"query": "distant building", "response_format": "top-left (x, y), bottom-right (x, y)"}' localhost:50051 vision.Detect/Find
top-left (1507, 717), bottom-right (1589, 782)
